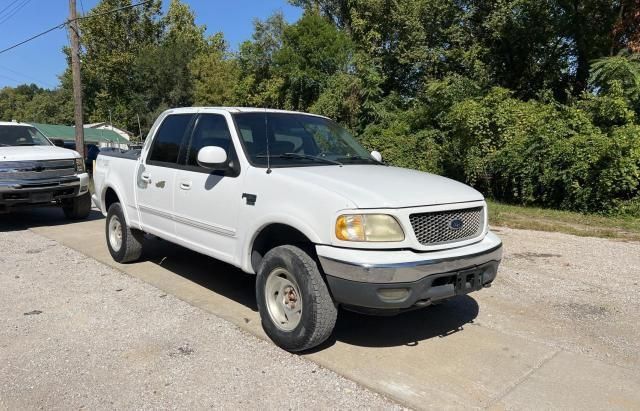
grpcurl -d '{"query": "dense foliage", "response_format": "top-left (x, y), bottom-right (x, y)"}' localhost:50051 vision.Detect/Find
top-left (1, 0), bottom-right (640, 214)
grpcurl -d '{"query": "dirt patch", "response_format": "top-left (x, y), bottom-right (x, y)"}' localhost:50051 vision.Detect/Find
top-left (555, 302), bottom-right (610, 321)
top-left (511, 252), bottom-right (562, 261)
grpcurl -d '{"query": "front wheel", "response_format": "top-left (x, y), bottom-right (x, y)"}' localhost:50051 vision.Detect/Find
top-left (256, 245), bottom-right (337, 352)
top-left (105, 203), bottom-right (144, 263)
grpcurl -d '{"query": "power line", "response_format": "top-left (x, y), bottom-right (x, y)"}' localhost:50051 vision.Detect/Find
top-left (0, 64), bottom-right (56, 88)
top-left (0, 72), bottom-right (20, 83)
top-left (73, 0), bottom-right (152, 22)
top-left (0, 0), bottom-right (152, 56)
top-left (0, 0), bottom-right (32, 25)
top-left (0, 23), bottom-right (64, 55)
top-left (0, 0), bottom-right (21, 17)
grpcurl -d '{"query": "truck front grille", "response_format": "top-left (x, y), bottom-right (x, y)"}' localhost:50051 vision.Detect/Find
top-left (0, 160), bottom-right (76, 180)
top-left (409, 206), bottom-right (484, 246)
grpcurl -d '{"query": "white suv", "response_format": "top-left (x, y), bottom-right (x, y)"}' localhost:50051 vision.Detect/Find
top-left (93, 108), bottom-right (502, 351)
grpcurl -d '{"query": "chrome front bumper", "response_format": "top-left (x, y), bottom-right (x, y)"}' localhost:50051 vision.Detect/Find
top-left (317, 231), bottom-right (503, 284)
top-left (316, 232), bottom-right (503, 311)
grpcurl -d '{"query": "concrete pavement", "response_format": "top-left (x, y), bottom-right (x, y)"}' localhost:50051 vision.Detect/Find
top-left (3, 207), bottom-right (639, 410)
top-left (1, 229), bottom-right (399, 409)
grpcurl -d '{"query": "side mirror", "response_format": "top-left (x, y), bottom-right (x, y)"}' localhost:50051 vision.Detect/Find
top-left (371, 150), bottom-right (382, 163)
top-left (197, 146), bottom-right (228, 169)
top-left (52, 139), bottom-right (65, 147)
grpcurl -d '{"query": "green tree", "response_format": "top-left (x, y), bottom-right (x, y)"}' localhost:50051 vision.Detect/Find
top-left (236, 12), bottom-right (288, 107)
top-left (72, 0), bottom-right (163, 131)
top-left (190, 33), bottom-right (240, 106)
top-left (274, 11), bottom-right (353, 110)
top-left (0, 84), bottom-right (73, 124)
top-left (590, 51), bottom-right (640, 104)
top-left (133, 0), bottom-right (207, 123)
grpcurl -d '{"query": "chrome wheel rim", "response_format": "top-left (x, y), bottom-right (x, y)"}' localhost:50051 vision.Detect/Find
top-left (108, 215), bottom-right (123, 252)
top-left (264, 268), bottom-right (303, 331)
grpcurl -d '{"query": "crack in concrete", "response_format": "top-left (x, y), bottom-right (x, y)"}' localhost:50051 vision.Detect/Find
top-left (482, 348), bottom-right (562, 409)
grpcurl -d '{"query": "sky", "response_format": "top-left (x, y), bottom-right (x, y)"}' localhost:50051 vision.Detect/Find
top-left (0, 0), bottom-right (303, 89)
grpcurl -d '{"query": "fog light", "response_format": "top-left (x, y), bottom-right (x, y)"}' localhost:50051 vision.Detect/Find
top-left (377, 288), bottom-right (410, 302)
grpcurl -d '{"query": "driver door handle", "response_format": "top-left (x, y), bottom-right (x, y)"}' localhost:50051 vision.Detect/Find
top-left (180, 181), bottom-right (192, 190)
top-left (141, 173), bottom-right (151, 183)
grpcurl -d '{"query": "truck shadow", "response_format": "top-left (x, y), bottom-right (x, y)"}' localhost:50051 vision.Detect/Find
top-left (138, 237), bottom-right (479, 350)
top-left (0, 207), bottom-right (104, 232)
top-left (327, 296), bottom-right (479, 349)
top-left (139, 237), bottom-right (259, 311)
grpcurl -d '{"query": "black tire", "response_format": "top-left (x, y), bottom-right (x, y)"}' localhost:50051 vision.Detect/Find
top-left (256, 245), bottom-right (337, 352)
top-left (62, 192), bottom-right (92, 220)
top-left (105, 203), bottom-right (144, 263)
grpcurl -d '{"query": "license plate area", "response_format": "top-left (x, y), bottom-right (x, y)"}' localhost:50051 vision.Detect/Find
top-left (31, 192), bottom-right (53, 203)
top-left (454, 269), bottom-right (483, 295)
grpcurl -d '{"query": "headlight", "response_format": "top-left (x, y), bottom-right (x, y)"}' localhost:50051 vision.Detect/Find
top-left (335, 214), bottom-right (404, 242)
top-left (75, 158), bottom-right (85, 172)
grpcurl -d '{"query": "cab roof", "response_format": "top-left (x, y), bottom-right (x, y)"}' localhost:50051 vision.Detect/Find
top-left (0, 121), bottom-right (33, 127)
top-left (164, 107), bottom-right (330, 119)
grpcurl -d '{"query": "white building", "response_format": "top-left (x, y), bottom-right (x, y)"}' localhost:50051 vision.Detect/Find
top-left (84, 122), bottom-right (133, 142)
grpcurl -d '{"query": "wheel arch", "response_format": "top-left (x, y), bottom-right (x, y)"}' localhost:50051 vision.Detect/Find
top-left (248, 222), bottom-right (319, 274)
top-left (101, 185), bottom-right (131, 225)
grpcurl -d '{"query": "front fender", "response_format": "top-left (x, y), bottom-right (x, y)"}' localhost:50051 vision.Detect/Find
top-left (239, 213), bottom-right (324, 274)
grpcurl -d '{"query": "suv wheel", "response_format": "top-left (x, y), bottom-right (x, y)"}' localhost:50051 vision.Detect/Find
top-left (106, 203), bottom-right (143, 263)
top-left (256, 245), bottom-right (337, 352)
top-left (62, 192), bottom-right (91, 220)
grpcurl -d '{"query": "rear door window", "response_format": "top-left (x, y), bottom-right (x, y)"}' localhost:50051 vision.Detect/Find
top-left (147, 114), bottom-right (194, 166)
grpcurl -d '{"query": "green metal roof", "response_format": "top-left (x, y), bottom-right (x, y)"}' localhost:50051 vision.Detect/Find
top-left (30, 123), bottom-right (128, 145)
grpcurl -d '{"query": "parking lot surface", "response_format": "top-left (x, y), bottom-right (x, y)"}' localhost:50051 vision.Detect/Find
top-left (0, 226), bottom-right (399, 409)
top-left (2, 208), bottom-right (640, 409)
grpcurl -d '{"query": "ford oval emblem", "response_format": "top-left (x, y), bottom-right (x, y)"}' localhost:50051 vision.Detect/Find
top-left (449, 218), bottom-right (464, 230)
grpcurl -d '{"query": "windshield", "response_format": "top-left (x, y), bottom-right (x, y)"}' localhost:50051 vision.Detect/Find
top-left (0, 125), bottom-right (52, 147)
top-left (232, 112), bottom-right (377, 167)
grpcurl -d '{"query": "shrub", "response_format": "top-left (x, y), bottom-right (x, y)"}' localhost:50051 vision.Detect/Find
top-left (434, 87), bottom-right (640, 213)
top-left (360, 114), bottom-right (441, 174)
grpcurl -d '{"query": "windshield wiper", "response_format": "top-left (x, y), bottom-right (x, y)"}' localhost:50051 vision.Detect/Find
top-left (257, 152), bottom-right (343, 166)
top-left (337, 154), bottom-right (381, 164)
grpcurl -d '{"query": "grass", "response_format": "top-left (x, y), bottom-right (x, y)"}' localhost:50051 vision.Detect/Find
top-left (487, 200), bottom-right (640, 241)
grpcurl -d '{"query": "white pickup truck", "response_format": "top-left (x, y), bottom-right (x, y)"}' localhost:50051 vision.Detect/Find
top-left (0, 121), bottom-right (91, 218)
top-left (93, 107), bottom-right (502, 351)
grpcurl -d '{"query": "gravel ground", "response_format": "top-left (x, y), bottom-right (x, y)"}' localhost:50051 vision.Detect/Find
top-left (476, 226), bottom-right (640, 369)
top-left (0, 229), bottom-right (401, 410)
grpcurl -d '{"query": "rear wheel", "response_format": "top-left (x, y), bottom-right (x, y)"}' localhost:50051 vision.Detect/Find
top-left (62, 192), bottom-right (91, 220)
top-left (256, 245), bottom-right (337, 352)
top-left (106, 203), bottom-right (143, 263)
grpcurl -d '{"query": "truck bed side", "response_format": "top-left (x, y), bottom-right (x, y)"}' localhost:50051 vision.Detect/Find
top-left (92, 150), bottom-right (141, 229)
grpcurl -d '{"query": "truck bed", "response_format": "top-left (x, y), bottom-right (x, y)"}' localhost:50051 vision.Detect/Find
top-left (93, 150), bottom-right (141, 221)
top-left (98, 149), bottom-right (141, 160)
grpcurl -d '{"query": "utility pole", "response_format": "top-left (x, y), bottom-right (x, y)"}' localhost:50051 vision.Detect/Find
top-left (68, 0), bottom-right (85, 158)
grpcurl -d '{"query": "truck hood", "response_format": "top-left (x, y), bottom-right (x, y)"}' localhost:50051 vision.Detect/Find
top-left (0, 146), bottom-right (80, 161)
top-left (275, 165), bottom-right (484, 208)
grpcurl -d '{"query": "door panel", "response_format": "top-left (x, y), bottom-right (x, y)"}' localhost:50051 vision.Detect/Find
top-left (137, 113), bottom-right (194, 237)
top-left (136, 163), bottom-right (177, 238)
top-left (173, 113), bottom-right (244, 263)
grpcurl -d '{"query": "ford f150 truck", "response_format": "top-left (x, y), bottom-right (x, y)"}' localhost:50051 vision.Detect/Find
top-left (93, 108), bottom-right (502, 352)
top-left (0, 121), bottom-right (91, 218)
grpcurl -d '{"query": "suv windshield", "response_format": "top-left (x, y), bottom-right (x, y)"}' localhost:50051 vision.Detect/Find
top-left (232, 112), bottom-right (378, 167)
top-left (0, 125), bottom-right (51, 147)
